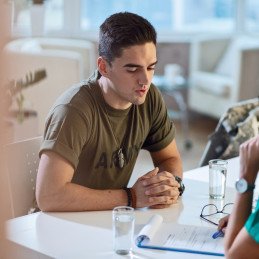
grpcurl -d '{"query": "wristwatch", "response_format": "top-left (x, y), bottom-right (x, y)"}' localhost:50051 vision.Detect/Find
top-left (174, 176), bottom-right (185, 196)
top-left (235, 178), bottom-right (255, 194)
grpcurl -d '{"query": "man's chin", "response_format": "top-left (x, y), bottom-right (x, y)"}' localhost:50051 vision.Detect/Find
top-left (132, 98), bottom-right (146, 106)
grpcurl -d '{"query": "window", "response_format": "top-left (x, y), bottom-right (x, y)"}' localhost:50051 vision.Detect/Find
top-left (80, 0), bottom-right (235, 33)
top-left (11, 0), bottom-right (259, 37)
top-left (245, 0), bottom-right (259, 32)
top-left (45, 0), bottom-right (64, 31)
top-left (13, 0), bottom-right (64, 35)
top-left (80, 0), bottom-right (173, 31)
top-left (177, 0), bottom-right (235, 32)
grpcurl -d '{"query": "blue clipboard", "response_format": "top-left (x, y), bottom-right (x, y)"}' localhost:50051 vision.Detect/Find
top-left (137, 237), bottom-right (224, 257)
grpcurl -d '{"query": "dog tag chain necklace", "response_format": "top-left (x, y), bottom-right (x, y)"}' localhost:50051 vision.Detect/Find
top-left (100, 86), bottom-right (128, 169)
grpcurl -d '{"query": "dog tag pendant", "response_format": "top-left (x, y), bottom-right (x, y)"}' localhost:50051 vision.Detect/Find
top-left (118, 148), bottom-right (125, 168)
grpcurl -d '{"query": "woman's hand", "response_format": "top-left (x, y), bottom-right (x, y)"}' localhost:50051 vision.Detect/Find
top-left (218, 214), bottom-right (230, 233)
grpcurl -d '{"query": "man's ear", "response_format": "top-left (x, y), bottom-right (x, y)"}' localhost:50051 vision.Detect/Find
top-left (97, 57), bottom-right (110, 77)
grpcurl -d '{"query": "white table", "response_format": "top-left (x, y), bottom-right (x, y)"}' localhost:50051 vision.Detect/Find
top-left (3, 157), bottom-right (252, 259)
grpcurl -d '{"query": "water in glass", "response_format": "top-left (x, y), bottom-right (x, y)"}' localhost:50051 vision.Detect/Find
top-left (113, 207), bottom-right (134, 255)
top-left (209, 166), bottom-right (227, 199)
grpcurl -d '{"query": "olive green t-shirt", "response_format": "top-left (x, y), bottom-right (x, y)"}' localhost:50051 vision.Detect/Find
top-left (40, 71), bottom-right (175, 189)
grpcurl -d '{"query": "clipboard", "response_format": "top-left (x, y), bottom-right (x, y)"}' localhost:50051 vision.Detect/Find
top-left (136, 215), bottom-right (224, 257)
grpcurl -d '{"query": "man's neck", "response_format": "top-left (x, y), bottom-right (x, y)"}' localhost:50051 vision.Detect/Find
top-left (98, 77), bottom-right (132, 110)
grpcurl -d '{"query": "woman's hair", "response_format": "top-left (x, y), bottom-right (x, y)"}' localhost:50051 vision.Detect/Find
top-left (99, 12), bottom-right (157, 64)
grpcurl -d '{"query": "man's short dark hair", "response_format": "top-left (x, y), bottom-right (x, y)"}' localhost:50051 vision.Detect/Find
top-left (99, 12), bottom-right (157, 64)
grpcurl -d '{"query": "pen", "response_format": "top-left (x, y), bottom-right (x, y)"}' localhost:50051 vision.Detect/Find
top-left (136, 235), bottom-right (146, 246)
top-left (212, 230), bottom-right (224, 239)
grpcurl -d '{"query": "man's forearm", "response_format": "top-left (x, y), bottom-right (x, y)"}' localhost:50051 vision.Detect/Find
top-left (156, 156), bottom-right (183, 179)
top-left (37, 183), bottom-right (128, 212)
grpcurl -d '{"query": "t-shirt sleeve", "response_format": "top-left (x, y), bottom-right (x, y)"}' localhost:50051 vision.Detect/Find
top-left (245, 197), bottom-right (259, 243)
top-left (142, 85), bottom-right (175, 152)
top-left (39, 104), bottom-right (90, 169)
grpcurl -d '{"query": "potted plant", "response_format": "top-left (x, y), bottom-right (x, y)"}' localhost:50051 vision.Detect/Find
top-left (4, 69), bottom-right (47, 123)
top-left (3, 69), bottom-right (47, 142)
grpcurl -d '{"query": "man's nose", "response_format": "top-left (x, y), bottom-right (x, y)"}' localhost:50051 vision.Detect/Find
top-left (138, 71), bottom-right (149, 86)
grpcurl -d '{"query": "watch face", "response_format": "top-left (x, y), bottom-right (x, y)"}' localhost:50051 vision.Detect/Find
top-left (236, 179), bottom-right (248, 193)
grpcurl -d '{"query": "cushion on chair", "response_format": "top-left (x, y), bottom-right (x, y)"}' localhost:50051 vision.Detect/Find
top-left (214, 37), bottom-right (259, 77)
top-left (214, 40), bottom-right (238, 77)
top-left (20, 40), bottom-right (42, 53)
top-left (192, 71), bottom-right (232, 98)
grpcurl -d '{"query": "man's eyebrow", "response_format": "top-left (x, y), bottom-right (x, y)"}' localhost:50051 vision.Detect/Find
top-left (123, 61), bottom-right (158, 68)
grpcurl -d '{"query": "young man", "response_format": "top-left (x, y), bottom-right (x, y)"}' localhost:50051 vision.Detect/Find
top-left (218, 136), bottom-right (259, 258)
top-left (36, 12), bottom-right (183, 212)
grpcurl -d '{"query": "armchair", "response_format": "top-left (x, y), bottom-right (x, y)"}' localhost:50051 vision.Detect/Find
top-left (3, 37), bottom-right (96, 135)
top-left (188, 36), bottom-right (259, 118)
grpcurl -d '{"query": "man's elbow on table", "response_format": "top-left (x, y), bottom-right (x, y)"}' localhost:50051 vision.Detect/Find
top-left (36, 185), bottom-right (64, 212)
top-left (36, 152), bottom-right (76, 212)
top-left (36, 194), bottom-right (55, 212)
top-left (36, 174), bottom-right (75, 212)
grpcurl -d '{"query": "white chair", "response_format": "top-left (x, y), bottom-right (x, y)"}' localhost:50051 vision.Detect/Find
top-left (188, 36), bottom-right (259, 118)
top-left (3, 37), bottom-right (97, 134)
top-left (4, 136), bottom-right (42, 218)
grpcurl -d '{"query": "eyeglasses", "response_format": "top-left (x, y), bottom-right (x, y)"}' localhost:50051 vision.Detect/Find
top-left (200, 203), bottom-right (234, 226)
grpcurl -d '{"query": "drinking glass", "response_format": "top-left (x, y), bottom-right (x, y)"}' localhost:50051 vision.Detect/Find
top-left (209, 159), bottom-right (228, 199)
top-left (112, 206), bottom-right (135, 255)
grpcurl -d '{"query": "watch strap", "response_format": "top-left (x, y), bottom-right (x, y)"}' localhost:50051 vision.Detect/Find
top-left (174, 176), bottom-right (185, 196)
top-left (247, 183), bottom-right (256, 191)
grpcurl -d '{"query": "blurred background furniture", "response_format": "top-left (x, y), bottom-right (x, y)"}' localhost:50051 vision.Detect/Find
top-left (3, 37), bottom-right (96, 136)
top-left (4, 136), bottom-right (42, 218)
top-left (188, 36), bottom-right (259, 118)
top-left (199, 98), bottom-right (259, 166)
top-left (153, 72), bottom-right (192, 150)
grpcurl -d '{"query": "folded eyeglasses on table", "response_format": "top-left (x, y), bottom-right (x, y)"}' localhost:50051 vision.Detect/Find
top-left (200, 203), bottom-right (234, 226)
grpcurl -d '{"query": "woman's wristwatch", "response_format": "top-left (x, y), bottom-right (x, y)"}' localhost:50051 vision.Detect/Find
top-left (174, 176), bottom-right (185, 196)
top-left (235, 178), bottom-right (255, 193)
